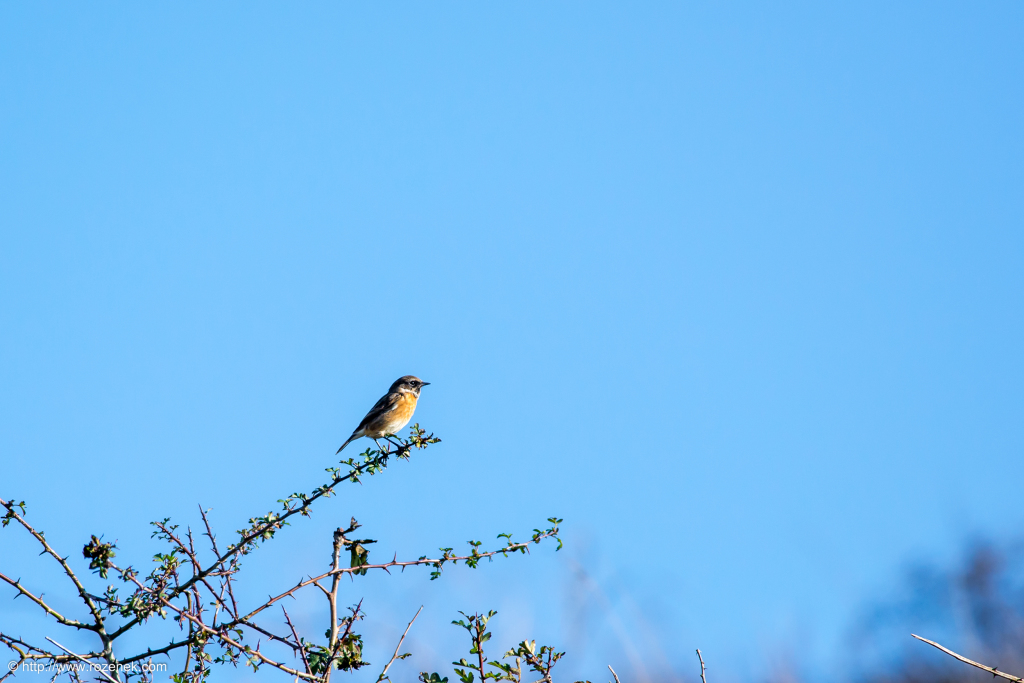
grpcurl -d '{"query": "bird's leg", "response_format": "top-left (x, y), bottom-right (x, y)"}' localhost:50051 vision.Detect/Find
top-left (373, 438), bottom-right (388, 455)
top-left (383, 435), bottom-right (404, 453)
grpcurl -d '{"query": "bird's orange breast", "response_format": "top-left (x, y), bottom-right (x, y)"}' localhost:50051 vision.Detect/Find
top-left (363, 393), bottom-right (418, 437)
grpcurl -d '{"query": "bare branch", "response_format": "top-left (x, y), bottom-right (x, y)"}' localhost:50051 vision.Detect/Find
top-left (608, 664), bottom-right (621, 683)
top-left (283, 606), bottom-right (312, 675)
top-left (238, 617), bottom-right (302, 653)
top-left (199, 504), bottom-right (239, 620)
top-left (377, 605), bottom-right (423, 683)
top-left (696, 649), bottom-right (707, 683)
top-left (0, 570), bottom-right (94, 630)
top-left (118, 637), bottom-right (192, 665)
top-left (912, 634), bottom-right (1024, 683)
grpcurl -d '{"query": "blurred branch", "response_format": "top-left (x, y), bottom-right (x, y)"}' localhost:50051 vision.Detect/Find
top-left (608, 664), bottom-right (622, 683)
top-left (912, 634), bottom-right (1024, 683)
top-left (696, 649), bottom-right (707, 683)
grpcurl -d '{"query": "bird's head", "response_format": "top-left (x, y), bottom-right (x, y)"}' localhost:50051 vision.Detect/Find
top-left (391, 375), bottom-right (430, 396)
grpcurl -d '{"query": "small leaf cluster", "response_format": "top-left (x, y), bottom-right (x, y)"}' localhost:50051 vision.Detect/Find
top-left (419, 519), bottom-right (563, 581)
top-left (82, 534), bottom-right (117, 579)
top-left (336, 424), bottom-right (441, 484)
top-left (306, 605), bottom-right (370, 674)
top-left (305, 631), bottom-right (367, 675)
top-left (1, 499), bottom-right (26, 527)
top-left (421, 611), bottom-right (587, 683)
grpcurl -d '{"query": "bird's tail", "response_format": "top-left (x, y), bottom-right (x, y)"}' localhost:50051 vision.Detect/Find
top-left (336, 433), bottom-right (358, 454)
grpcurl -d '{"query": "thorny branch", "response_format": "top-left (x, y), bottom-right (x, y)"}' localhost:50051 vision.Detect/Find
top-left (1, 425), bottom-right (565, 683)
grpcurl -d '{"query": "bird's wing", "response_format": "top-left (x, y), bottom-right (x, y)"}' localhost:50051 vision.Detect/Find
top-left (355, 392), bottom-right (402, 432)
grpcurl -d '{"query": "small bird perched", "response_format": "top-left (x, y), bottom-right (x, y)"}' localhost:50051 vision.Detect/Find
top-left (336, 376), bottom-right (430, 454)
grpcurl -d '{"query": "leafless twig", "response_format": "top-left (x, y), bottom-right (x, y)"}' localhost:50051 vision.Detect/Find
top-left (378, 606), bottom-right (423, 683)
top-left (608, 664), bottom-right (622, 683)
top-left (912, 634), bottom-right (1024, 683)
top-left (45, 638), bottom-right (119, 683)
top-left (696, 649), bottom-right (707, 683)
top-left (283, 606), bottom-right (312, 675)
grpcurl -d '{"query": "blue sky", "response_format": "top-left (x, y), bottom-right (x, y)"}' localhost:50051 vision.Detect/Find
top-left (2, 3), bottom-right (1023, 682)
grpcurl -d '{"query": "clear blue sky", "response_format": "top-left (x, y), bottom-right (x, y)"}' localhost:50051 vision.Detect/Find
top-left (2, 3), bottom-right (1022, 682)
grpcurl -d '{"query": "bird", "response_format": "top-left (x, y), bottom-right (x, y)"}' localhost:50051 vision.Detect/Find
top-left (336, 376), bottom-right (430, 454)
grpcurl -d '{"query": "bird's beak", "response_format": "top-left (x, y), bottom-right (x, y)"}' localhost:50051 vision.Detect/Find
top-left (421, 382), bottom-right (430, 386)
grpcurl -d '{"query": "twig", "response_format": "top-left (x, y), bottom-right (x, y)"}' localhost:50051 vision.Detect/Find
top-left (608, 664), bottom-right (621, 683)
top-left (45, 638), bottom-right (119, 683)
top-left (377, 605), bottom-right (423, 682)
top-left (696, 649), bottom-right (707, 683)
top-left (199, 504), bottom-right (239, 619)
top-left (912, 634), bottom-right (1024, 683)
top-left (283, 606), bottom-right (312, 675)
